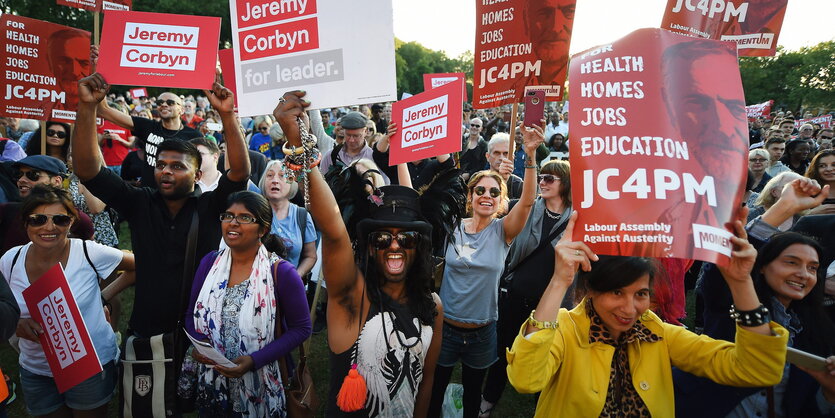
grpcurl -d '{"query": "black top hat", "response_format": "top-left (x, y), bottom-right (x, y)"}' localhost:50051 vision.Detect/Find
top-left (356, 185), bottom-right (432, 239)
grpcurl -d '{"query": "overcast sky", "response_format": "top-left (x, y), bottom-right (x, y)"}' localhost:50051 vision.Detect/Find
top-left (393, 0), bottom-right (835, 58)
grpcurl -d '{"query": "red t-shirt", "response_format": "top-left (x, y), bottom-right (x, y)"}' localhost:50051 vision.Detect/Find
top-left (97, 121), bottom-right (132, 167)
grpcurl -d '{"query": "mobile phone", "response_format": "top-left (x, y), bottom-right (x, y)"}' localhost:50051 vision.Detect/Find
top-left (786, 347), bottom-right (827, 372)
top-left (206, 122), bottom-right (223, 131)
top-left (523, 90), bottom-right (545, 128)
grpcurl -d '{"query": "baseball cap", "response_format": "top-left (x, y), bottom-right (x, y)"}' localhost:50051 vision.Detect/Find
top-left (13, 155), bottom-right (68, 177)
top-left (339, 112), bottom-right (368, 130)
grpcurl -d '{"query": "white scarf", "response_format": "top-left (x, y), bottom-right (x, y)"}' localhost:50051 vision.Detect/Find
top-left (193, 246), bottom-right (285, 416)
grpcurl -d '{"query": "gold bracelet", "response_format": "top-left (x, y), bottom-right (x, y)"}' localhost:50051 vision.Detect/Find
top-left (528, 310), bottom-right (558, 329)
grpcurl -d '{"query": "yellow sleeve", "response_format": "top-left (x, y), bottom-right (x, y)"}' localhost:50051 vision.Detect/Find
top-left (666, 321), bottom-right (788, 387)
top-left (506, 319), bottom-right (565, 393)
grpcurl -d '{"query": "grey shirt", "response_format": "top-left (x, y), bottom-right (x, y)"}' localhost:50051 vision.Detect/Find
top-left (441, 218), bottom-right (508, 324)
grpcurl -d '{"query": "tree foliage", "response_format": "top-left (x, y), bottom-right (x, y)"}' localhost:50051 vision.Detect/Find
top-left (739, 41), bottom-right (835, 113)
top-left (395, 39), bottom-right (473, 99)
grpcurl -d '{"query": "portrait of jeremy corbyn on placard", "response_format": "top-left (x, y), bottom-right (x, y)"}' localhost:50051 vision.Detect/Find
top-left (524, 0), bottom-right (576, 88)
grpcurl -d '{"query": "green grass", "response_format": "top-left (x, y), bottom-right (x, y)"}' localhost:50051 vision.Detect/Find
top-left (0, 223), bottom-right (537, 416)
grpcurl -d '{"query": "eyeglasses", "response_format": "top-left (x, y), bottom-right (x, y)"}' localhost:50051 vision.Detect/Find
top-left (258, 126), bottom-right (269, 131)
top-left (470, 124), bottom-right (482, 128)
top-left (13, 170), bottom-right (43, 181)
top-left (46, 129), bottom-right (67, 139)
top-left (748, 158), bottom-right (768, 163)
top-left (155, 99), bottom-right (179, 107)
top-left (473, 186), bottom-right (501, 198)
top-left (821, 136), bottom-right (834, 140)
top-left (27, 214), bottom-right (72, 227)
top-left (369, 231), bottom-right (420, 250)
top-left (219, 212), bottom-right (257, 224)
top-left (538, 174), bottom-right (560, 184)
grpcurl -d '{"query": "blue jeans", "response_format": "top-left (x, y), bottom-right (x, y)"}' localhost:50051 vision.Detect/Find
top-left (20, 361), bottom-right (117, 415)
top-left (437, 321), bottom-right (498, 369)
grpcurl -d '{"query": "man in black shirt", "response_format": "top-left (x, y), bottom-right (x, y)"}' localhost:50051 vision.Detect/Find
top-left (73, 73), bottom-right (250, 338)
top-left (97, 89), bottom-right (201, 188)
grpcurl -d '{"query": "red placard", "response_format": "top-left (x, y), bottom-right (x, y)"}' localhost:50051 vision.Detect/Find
top-left (0, 15), bottom-right (92, 122)
top-left (218, 49), bottom-right (238, 108)
top-left (661, 0), bottom-right (788, 57)
top-left (57, 0), bottom-right (131, 11)
top-left (129, 87), bottom-right (148, 98)
top-left (794, 115), bottom-right (832, 130)
top-left (473, 0), bottom-right (576, 108)
top-left (569, 28), bottom-right (748, 265)
top-left (423, 72), bottom-right (467, 100)
top-left (390, 79), bottom-right (463, 166)
top-left (746, 100), bottom-right (773, 119)
top-left (22, 264), bottom-right (102, 393)
top-left (97, 10), bottom-right (221, 89)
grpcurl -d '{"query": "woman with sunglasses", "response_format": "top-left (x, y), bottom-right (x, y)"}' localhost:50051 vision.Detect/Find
top-left (0, 185), bottom-right (134, 418)
top-left (480, 159), bottom-right (572, 416)
top-left (249, 115), bottom-right (277, 158)
top-left (25, 122), bottom-right (71, 162)
top-left (182, 191), bottom-right (311, 417)
top-left (428, 124), bottom-right (545, 418)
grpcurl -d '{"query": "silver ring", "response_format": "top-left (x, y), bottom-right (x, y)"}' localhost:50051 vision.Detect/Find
top-left (574, 250), bottom-right (581, 256)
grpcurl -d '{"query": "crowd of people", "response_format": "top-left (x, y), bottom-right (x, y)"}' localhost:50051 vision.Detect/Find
top-left (0, 62), bottom-right (833, 418)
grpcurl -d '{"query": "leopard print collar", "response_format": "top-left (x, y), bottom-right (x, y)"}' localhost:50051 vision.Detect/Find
top-left (586, 299), bottom-right (663, 346)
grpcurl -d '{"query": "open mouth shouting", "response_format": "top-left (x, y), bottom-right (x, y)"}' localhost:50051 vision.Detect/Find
top-left (385, 252), bottom-right (405, 274)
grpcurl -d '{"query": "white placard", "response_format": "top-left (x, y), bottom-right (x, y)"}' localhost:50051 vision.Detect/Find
top-left (229, 0), bottom-right (396, 116)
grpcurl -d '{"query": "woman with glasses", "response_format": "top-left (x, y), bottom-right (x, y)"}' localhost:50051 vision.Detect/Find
top-left (480, 159), bottom-right (572, 417)
top-left (428, 124), bottom-right (544, 418)
top-left (749, 149), bottom-right (772, 193)
top-left (182, 191), bottom-right (311, 417)
top-left (248, 115), bottom-right (277, 159)
top-left (0, 185), bottom-right (134, 418)
top-left (25, 122), bottom-right (71, 162)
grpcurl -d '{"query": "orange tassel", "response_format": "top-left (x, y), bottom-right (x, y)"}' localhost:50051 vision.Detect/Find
top-left (336, 364), bottom-right (367, 412)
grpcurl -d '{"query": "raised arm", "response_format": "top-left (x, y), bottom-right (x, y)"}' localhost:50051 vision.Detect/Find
top-left (204, 75), bottom-right (249, 182)
top-left (307, 108), bottom-right (335, 153)
top-left (75, 74), bottom-right (110, 181)
top-left (760, 178), bottom-right (828, 228)
top-left (273, 92), bottom-right (360, 301)
top-left (502, 122), bottom-right (544, 243)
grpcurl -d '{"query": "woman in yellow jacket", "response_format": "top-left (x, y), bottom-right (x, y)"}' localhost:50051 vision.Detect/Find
top-left (507, 212), bottom-right (791, 417)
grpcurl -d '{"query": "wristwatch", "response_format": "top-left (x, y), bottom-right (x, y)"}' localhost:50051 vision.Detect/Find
top-left (527, 310), bottom-right (558, 329)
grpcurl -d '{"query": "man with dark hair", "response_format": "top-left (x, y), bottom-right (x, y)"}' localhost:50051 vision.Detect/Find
top-left (96, 85), bottom-right (201, 188)
top-left (764, 136), bottom-right (791, 176)
top-left (73, 73), bottom-right (249, 416)
top-left (371, 103), bottom-right (388, 135)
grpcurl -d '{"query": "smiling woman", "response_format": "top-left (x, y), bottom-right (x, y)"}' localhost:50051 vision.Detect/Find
top-left (0, 185), bottom-right (134, 418)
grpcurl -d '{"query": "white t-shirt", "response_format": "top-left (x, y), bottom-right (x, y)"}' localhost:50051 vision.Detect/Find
top-left (0, 239), bottom-right (123, 376)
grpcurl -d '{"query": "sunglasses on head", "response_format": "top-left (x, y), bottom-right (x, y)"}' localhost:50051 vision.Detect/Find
top-left (46, 129), bottom-right (67, 139)
top-left (219, 212), bottom-right (257, 224)
top-left (14, 170), bottom-right (43, 182)
top-left (538, 174), bottom-right (560, 184)
top-left (155, 99), bottom-right (179, 107)
top-left (473, 186), bottom-right (501, 198)
top-left (369, 231), bottom-right (420, 250)
top-left (27, 214), bottom-right (72, 227)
